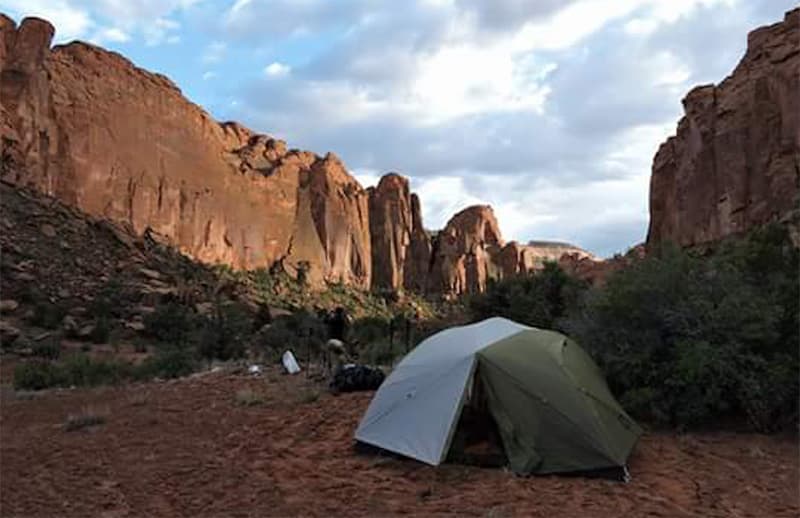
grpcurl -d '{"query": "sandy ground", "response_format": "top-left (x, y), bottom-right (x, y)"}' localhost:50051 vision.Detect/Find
top-left (1, 367), bottom-right (797, 518)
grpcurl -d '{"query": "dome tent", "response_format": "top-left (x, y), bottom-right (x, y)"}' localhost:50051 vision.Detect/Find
top-left (355, 317), bottom-right (641, 476)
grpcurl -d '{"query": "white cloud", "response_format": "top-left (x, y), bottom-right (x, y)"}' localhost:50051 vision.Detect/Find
top-left (202, 71), bottom-right (217, 80)
top-left (352, 168), bottom-right (382, 189)
top-left (414, 176), bottom-right (485, 229)
top-left (3, 0), bottom-right (197, 45)
top-left (142, 17), bottom-right (180, 46)
top-left (202, 41), bottom-right (226, 63)
top-left (90, 26), bottom-right (130, 44)
top-left (85, 0), bottom-right (201, 22)
top-left (409, 44), bottom-right (555, 123)
top-left (264, 62), bottom-right (291, 77)
top-left (2, 0), bottom-right (92, 42)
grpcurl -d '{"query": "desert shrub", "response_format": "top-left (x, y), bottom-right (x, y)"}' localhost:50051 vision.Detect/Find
top-left (60, 354), bottom-right (132, 387)
top-left (250, 267), bottom-right (275, 298)
top-left (30, 301), bottom-right (67, 329)
top-left (296, 260), bottom-right (311, 286)
top-left (143, 301), bottom-right (197, 346)
top-left (13, 360), bottom-right (64, 390)
top-left (137, 347), bottom-right (197, 380)
top-left (14, 355), bottom-right (131, 390)
top-left (350, 316), bottom-right (390, 346)
top-left (196, 301), bottom-right (252, 361)
top-left (31, 337), bottom-right (61, 359)
top-left (88, 278), bottom-right (131, 319)
top-left (469, 261), bottom-right (587, 330)
top-left (259, 310), bottom-right (326, 359)
top-left (360, 339), bottom-right (402, 366)
top-left (89, 315), bottom-right (112, 344)
top-left (64, 406), bottom-right (107, 431)
top-left (13, 347), bottom-right (198, 390)
top-left (234, 388), bottom-right (265, 407)
top-left (297, 388), bottom-right (320, 404)
top-left (565, 225), bottom-right (799, 431)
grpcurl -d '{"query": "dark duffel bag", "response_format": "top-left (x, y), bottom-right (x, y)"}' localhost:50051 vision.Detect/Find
top-left (330, 364), bottom-right (385, 393)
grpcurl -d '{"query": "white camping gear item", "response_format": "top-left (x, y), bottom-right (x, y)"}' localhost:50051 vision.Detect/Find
top-left (282, 350), bottom-right (301, 374)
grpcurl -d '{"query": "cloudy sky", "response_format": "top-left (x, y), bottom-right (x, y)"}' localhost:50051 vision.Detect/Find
top-left (3, 0), bottom-right (795, 256)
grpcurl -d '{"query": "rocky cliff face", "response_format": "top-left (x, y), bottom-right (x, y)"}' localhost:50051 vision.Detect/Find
top-left (425, 206), bottom-right (595, 296)
top-left (647, 8), bottom-right (799, 249)
top-left (367, 173), bottom-right (431, 292)
top-left (1, 15), bottom-right (371, 287)
top-left (1, 13), bottom-right (599, 297)
top-left (428, 205), bottom-right (504, 295)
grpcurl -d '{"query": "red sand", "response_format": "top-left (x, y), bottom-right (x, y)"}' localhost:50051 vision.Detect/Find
top-left (1, 367), bottom-right (797, 517)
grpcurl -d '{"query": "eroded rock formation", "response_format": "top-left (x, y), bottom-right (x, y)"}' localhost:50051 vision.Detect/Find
top-left (647, 8), bottom-right (799, 249)
top-left (426, 206), bottom-right (595, 295)
top-left (428, 206), bottom-right (503, 295)
top-left (1, 15), bottom-right (371, 287)
top-left (0, 13), bottom-right (601, 297)
top-left (559, 244), bottom-right (645, 286)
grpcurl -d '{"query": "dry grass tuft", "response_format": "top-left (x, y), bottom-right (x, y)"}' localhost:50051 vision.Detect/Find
top-left (65, 406), bottom-right (108, 432)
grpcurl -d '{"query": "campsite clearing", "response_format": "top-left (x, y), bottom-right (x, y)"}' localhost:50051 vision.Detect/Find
top-left (1, 366), bottom-right (797, 517)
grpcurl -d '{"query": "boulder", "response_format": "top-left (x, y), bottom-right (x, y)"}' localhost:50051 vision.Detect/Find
top-left (0, 320), bottom-right (20, 346)
top-left (0, 299), bottom-right (19, 313)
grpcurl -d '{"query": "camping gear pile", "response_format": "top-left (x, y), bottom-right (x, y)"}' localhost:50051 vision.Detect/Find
top-left (355, 317), bottom-right (641, 478)
top-left (330, 364), bottom-right (385, 393)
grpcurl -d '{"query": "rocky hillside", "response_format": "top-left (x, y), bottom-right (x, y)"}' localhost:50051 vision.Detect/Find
top-left (0, 14), bottom-right (595, 298)
top-left (647, 8), bottom-right (799, 249)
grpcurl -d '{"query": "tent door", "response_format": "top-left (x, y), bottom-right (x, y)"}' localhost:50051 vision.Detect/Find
top-left (445, 367), bottom-right (507, 468)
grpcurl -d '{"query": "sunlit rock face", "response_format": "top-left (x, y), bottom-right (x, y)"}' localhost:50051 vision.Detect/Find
top-left (0, 15), bottom-right (372, 288)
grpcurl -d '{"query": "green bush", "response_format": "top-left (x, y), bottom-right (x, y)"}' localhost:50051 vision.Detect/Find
top-left (259, 310), bottom-right (326, 358)
top-left (31, 338), bottom-right (61, 359)
top-left (14, 361), bottom-right (64, 390)
top-left (30, 302), bottom-right (67, 329)
top-left (60, 354), bottom-right (132, 387)
top-left (88, 278), bottom-right (132, 319)
top-left (360, 339), bottom-right (403, 366)
top-left (137, 347), bottom-right (197, 379)
top-left (89, 315), bottom-right (112, 344)
top-left (196, 302), bottom-right (252, 361)
top-left (350, 316), bottom-right (390, 346)
top-left (144, 301), bottom-right (197, 346)
top-left (469, 261), bottom-right (587, 330)
top-left (565, 225), bottom-right (799, 431)
top-left (13, 348), bottom-right (199, 390)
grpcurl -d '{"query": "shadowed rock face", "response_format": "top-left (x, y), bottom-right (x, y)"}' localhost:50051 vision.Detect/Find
top-left (647, 8), bottom-right (800, 249)
top-left (0, 15), bottom-right (371, 288)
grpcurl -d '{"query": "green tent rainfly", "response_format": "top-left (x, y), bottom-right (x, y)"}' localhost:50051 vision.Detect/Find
top-left (355, 317), bottom-right (642, 476)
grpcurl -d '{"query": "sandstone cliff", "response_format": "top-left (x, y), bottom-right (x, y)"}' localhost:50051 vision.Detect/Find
top-left (367, 173), bottom-right (431, 293)
top-left (428, 205), bottom-right (503, 295)
top-left (426, 206), bottom-right (595, 295)
top-left (0, 13), bottom-right (600, 297)
top-left (1, 15), bottom-right (371, 287)
top-left (647, 8), bottom-right (799, 249)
